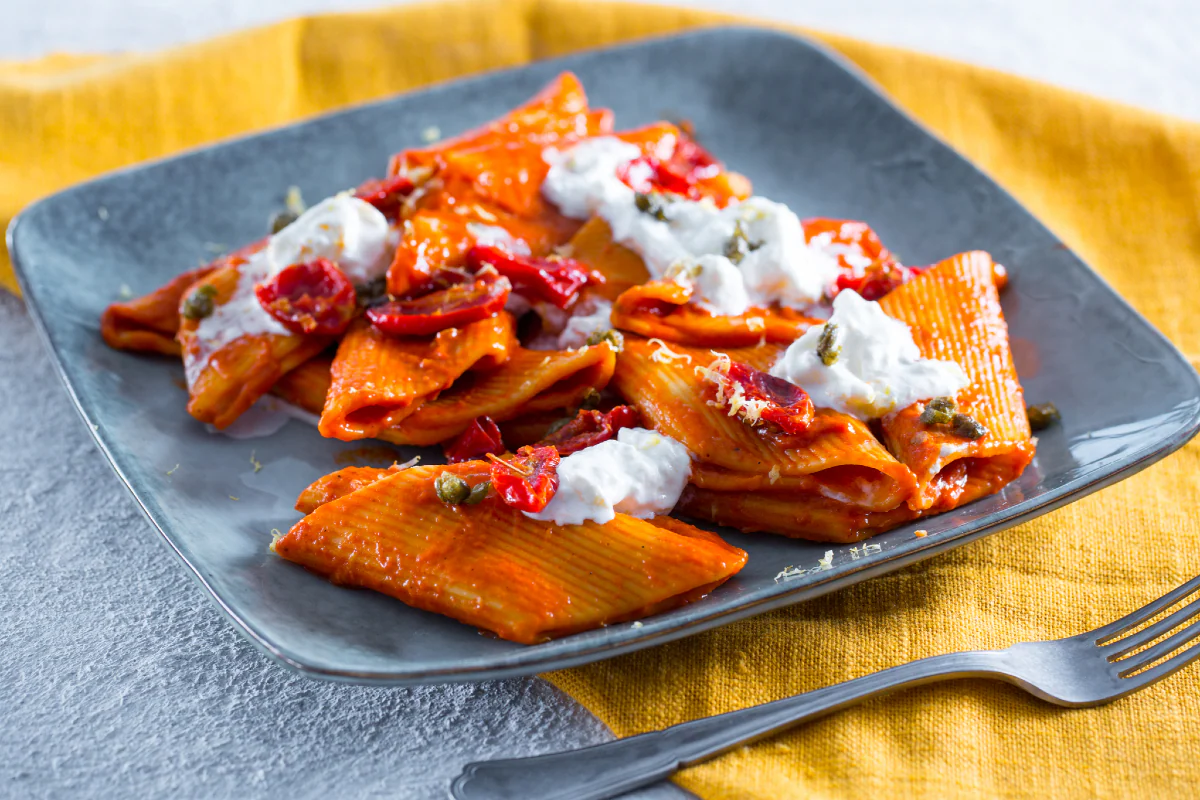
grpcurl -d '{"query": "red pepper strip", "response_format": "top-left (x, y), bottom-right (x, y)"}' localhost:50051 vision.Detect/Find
top-left (489, 445), bottom-right (560, 513)
top-left (443, 416), bottom-right (505, 463)
top-left (539, 405), bottom-right (640, 456)
top-left (254, 258), bottom-right (357, 336)
top-left (466, 245), bottom-right (601, 310)
top-left (832, 264), bottom-right (925, 302)
top-left (353, 175), bottom-right (416, 220)
top-left (365, 276), bottom-right (509, 336)
top-left (716, 361), bottom-right (815, 435)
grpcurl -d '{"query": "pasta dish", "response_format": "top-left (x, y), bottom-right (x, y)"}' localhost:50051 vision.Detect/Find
top-left (101, 74), bottom-right (1048, 644)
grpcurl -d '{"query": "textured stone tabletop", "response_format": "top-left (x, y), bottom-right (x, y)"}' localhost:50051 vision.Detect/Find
top-left (2, 2), bottom-right (1197, 798)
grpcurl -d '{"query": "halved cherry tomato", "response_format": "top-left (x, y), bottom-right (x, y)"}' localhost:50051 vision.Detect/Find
top-left (616, 136), bottom-right (725, 201)
top-left (832, 264), bottom-right (926, 301)
top-left (443, 416), bottom-right (505, 463)
top-left (538, 405), bottom-right (640, 455)
top-left (490, 445), bottom-right (560, 513)
top-left (254, 258), bottom-right (357, 336)
top-left (365, 276), bottom-right (510, 336)
top-left (707, 360), bottom-right (815, 435)
top-left (467, 245), bottom-right (600, 309)
top-left (354, 175), bottom-right (416, 220)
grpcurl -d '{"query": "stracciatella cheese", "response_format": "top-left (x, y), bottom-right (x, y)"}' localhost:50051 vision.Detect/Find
top-left (525, 427), bottom-right (692, 526)
top-left (769, 290), bottom-right (969, 419)
top-left (541, 137), bottom-right (841, 315)
top-left (188, 195), bottom-right (392, 387)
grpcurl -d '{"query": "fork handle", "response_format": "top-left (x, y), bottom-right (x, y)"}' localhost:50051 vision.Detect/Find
top-left (451, 649), bottom-right (1010, 800)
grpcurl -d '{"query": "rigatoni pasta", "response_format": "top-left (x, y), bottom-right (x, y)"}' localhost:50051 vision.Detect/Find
top-left (99, 71), bottom-right (1041, 641)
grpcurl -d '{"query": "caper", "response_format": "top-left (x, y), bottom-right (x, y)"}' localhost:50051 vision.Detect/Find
top-left (434, 472), bottom-right (471, 505)
top-left (919, 396), bottom-right (957, 426)
top-left (579, 387), bottom-right (602, 410)
top-left (1026, 402), bottom-right (1061, 431)
top-left (816, 323), bottom-right (841, 366)
top-left (586, 329), bottom-right (625, 352)
top-left (269, 210), bottom-right (299, 234)
top-left (464, 481), bottom-right (491, 505)
top-left (181, 284), bottom-right (218, 321)
top-left (951, 413), bottom-right (988, 440)
top-left (634, 193), bottom-right (669, 222)
top-left (724, 221), bottom-right (759, 265)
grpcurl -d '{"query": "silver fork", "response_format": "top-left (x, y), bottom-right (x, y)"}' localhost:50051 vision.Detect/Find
top-left (451, 574), bottom-right (1200, 800)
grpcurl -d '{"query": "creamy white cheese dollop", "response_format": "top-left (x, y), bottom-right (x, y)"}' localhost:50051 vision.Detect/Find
top-left (555, 295), bottom-right (614, 349)
top-left (541, 138), bottom-right (841, 314)
top-left (188, 195), bottom-right (393, 387)
top-left (769, 290), bottom-right (969, 420)
top-left (525, 427), bottom-right (692, 526)
top-left (268, 195), bottom-right (393, 285)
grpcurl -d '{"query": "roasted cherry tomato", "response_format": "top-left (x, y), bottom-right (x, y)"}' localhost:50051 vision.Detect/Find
top-left (617, 136), bottom-right (725, 201)
top-left (832, 264), bottom-right (926, 301)
top-left (702, 359), bottom-right (814, 435)
top-left (443, 416), bottom-right (506, 463)
top-left (489, 445), bottom-right (560, 513)
top-left (365, 276), bottom-right (509, 336)
top-left (353, 175), bottom-right (416, 220)
top-left (254, 258), bottom-right (357, 336)
top-left (539, 405), bottom-right (640, 455)
top-left (466, 245), bottom-right (600, 310)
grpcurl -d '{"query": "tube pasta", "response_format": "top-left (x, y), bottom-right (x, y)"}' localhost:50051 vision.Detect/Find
top-left (274, 463), bottom-right (747, 644)
top-left (318, 313), bottom-right (515, 441)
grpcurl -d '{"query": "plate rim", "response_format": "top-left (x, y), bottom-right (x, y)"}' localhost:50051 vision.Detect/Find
top-left (10, 24), bottom-right (1200, 685)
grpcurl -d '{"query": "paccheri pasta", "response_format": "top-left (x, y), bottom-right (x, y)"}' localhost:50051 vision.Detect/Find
top-left (101, 72), bottom-right (1036, 642)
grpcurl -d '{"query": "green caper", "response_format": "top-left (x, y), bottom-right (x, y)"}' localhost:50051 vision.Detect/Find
top-left (951, 413), bottom-right (988, 440)
top-left (269, 210), bottom-right (300, 234)
top-left (464, 481), bottom-right (491, 505)
top-left (724, 221), bottom-right (759, 265)
top-left (816, 323), bottom-right (841, 366)
top-left (579, 387), bottom-right (602, 410)
top-left (586, 329), bottom-right (625, 352)
top-left (434, 472), bottom-right (471, 505)
top-left (1026, 402), bottom-right (1061, 431)
top-left (919, 396), bottom-right (957, 426)
top-left (181, 284), bottom-right (218, 321)
top-left (634, 193), bottom-right (669, 222)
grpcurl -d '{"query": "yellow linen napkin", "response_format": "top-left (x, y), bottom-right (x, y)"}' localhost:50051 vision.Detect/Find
top-left (3, 2), bottom-right (1199, 797)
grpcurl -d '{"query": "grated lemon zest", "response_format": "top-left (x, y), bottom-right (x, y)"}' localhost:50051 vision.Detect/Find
top-left (768, 465), bottom-right (781, 485)
top-left (166, 464), bottom-right (179, 476)
top-left (250, 450), bottom-right (262, 473)
top-left (421, 125), bottom-right (442, 143)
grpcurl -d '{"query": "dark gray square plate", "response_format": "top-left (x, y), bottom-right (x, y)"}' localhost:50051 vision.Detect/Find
top-left (10, 28), bottom-right (1200, 684)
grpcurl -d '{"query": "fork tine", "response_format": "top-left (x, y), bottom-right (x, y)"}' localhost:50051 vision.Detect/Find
top-left (1093, 574), bottom-right (1200, 644)
top-left (1116, 617), bottom-right (1200, 677)
top-left (1118, 632), bottom-right (1200, 689)
top-left (1104, 596), bottom-right (1200, 659)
